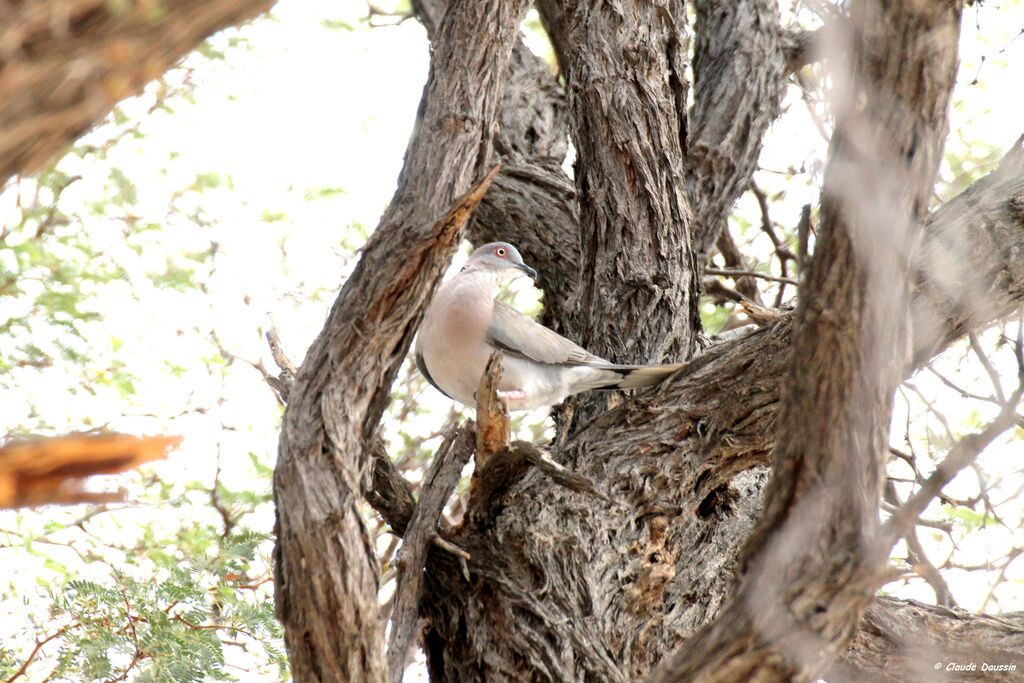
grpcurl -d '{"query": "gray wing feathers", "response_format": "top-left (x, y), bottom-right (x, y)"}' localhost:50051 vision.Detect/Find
top-left (486, 301), bottom-right (603, 366)
top-left (486, 301), bottom-right (682, 389)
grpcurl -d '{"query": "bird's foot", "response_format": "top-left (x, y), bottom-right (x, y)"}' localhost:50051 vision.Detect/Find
top-left (496, 390), bottom-right (528, 412)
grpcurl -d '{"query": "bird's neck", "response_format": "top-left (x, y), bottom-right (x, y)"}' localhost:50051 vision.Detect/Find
top-left (454, 265), bottom-right (503, 296)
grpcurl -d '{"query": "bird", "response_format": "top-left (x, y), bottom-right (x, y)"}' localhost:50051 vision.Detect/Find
top-left (415, 241), bottom-right (683, 411)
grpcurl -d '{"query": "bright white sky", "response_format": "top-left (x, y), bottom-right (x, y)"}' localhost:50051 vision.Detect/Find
top-left (2, 0), bottom-right (1024, 680)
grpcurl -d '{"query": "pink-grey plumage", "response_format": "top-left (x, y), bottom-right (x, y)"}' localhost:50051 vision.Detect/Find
top-left (415, 242), bottom-right (682, 411)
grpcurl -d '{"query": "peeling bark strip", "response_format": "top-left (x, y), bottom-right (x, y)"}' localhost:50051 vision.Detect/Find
top-left (475, 351), bottom-right (511, 465)
top-left (650, 2), bottom-right (964, 681)
top-left (271, 0), bottom-right (529, 679)
top-left (0, 0), bottom-right (274, 185)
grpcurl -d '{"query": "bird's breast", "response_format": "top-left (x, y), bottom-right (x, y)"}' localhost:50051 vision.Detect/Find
top-left (418, 278), bottom-right (496, 406)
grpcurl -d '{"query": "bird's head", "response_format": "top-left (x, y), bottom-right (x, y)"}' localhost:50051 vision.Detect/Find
top-left (463, 242), bottom-right (537, 282)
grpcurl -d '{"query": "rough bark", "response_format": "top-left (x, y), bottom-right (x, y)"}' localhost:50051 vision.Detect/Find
top-left (415, 0), bottom-right (576, 331)
top-left (527, 0), bottom-right (703, 439)
top-left (270, 1), bottom-right (529, 680)
top-left (410, 2), bottom-right (1024, 682)
top-left (913, 135), bottom-right (1024, 367)
top-left (555, 0), bottom-right (698, 368)
top-left (831, 598), bottom-right (1024, 683)
top-left (476, 0), bottom-right (791, 337)
top-left (652, 1), bottom-right (962, 680)
top-left (687, 0), bottom-right (788, 256)
top-left (0, 0), bottom-right (273, 186)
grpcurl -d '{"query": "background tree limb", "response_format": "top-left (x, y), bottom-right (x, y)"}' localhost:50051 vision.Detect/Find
top-left (0, 0), bottom-right (274, 186)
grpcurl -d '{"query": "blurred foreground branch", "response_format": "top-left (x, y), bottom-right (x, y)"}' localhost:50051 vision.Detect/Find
top-left (0, 0), bottom-right (274, 185)
top-left (0, 433), bottom-right (179, 508)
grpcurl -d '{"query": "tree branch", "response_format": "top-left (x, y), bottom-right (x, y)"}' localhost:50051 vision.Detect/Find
top-left (713, 229), bottom-right (764, 303)
top-left (783, 27), bottom-right (824, 74)
top-left (387, 427), bottom-right (474, 683)
top-left (535, 0), bottom-right (699, 435)
top-left (574, 130), bottom-right (1024, 511)
top-left (687, 0), bottom-right (788, 256)
top-left (0, 0), bottom-right (273, 185)
top-left (650, 1), bottom-right (963, 679)
top-left (832, 597), bottom-right (1024, 682)
top-left (882, 385), bottom-right (1024, 548)
top-left (413, 0), bottom-right (578, 328)
top-left (366, 436), bottom-right (417, 536)
top-left (271, 0), bottom-right (528, 677)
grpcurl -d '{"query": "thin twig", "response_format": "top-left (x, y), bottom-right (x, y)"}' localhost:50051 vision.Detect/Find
top-left (796, 204), bottom-right (812, 272)
top-left (705, 268), bottom-right (798, 286)
top-left (713, 228), bottom-right (763, 303)
top-left (969, 332), bottom-right (1006, 403)
top-left (882, 385), bottom-right (1024, 548)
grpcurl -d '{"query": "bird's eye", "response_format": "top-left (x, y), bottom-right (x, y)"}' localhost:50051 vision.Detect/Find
top-left (495, 247), bottom-right (507, 257)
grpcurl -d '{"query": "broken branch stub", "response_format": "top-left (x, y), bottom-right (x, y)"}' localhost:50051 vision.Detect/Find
top-left (475, 350), bottom-right (510, 465)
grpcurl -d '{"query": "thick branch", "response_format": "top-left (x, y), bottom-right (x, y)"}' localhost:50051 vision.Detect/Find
top-left (687, 0), bottom-right (788, 256)
top-left (576, 152), bottom-right (1024, 521)
top-left (413, 0), bottom-right (577, 328)
top-left (387, 427), bottom-right (474, 683)
top-left (651, 1), bottom-right (962, 680)
top-left (833, 597), bottom-right (1024, 682)
top-left (535, 0), bottom-right (699, 437)
top-left (0, 0), bottom-right (273, 185)
top-left (367, 436), bottom-right (416, 536)
top-left (913, 135), bottom-right (1024, 366)
top-left (271, 1), bottom-right (529, 678)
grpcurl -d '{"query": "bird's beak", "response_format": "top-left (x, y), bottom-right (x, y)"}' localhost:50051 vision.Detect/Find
top-left (517, 263), bottom-right (538, 280)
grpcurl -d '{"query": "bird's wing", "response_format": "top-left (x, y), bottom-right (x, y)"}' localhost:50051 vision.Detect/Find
top-left (486, 300), bottom-right (606, 367)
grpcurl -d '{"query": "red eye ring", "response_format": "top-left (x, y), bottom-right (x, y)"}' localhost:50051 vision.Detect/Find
top-left (495, 247), bottom-right (507, 257)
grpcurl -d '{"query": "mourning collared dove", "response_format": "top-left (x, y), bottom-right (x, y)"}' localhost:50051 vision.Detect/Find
top-left (415, 242), bottom-right (682, 411)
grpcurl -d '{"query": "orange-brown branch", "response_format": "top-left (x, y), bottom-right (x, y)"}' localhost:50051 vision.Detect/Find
top-left (0, 433), bottom-right (179, 508)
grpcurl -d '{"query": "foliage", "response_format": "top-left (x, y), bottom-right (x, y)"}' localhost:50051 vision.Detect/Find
top-left (0, 23), bottom-right (290, 683)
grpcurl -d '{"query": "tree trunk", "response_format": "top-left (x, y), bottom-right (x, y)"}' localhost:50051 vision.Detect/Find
top-left (6, 1), bottom-right (1024, 682)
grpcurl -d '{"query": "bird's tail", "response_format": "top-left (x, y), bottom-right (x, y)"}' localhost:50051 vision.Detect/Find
top-left (593, 362), bottom-right (683, 390)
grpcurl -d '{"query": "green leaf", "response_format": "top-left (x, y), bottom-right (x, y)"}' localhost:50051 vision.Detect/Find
top-left (109, 167), bottom-right (139, 205)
